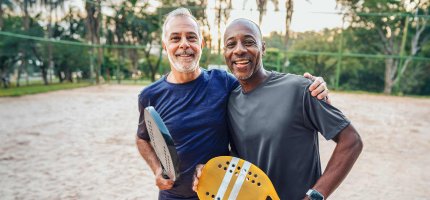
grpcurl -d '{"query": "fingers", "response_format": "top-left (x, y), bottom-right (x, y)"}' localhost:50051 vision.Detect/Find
top-left (192, 173), bottom-right (199, 192)
top-left (309, 77), bottom-right (326, 96)
top-left (317, 88), bottom-right (329, 100)
top-left (196, 164), bottom-right (204, 178)
top-left (155, 169), bottom-right (174, 190)
top-left (308, 77), bottom-right (332, 104)
top-left (303, 72), bottom-right (314, 80)
top-left (192, 164), bottom-right (205, 192)
top-left (156, 175), bottom-right (174, 190)
top-left (325, 95), bottom-right (332, 105)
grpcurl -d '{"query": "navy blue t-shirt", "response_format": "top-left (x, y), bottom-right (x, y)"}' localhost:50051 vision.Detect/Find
top-left (137, 69), bottom-right (238, 199)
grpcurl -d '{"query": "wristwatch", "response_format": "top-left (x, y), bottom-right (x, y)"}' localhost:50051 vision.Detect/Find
top-left (306, 189), bottom-right (325, 200)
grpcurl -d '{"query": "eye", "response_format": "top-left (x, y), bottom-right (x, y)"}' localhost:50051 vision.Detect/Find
top-left (244, 40), bottom-right (256, 46)
top-left (170, 36), bottom-right (180, 42)
top-left (187, 36), bottom-right (197, 42)
top-left (225, 42), bottom-right (236, 49)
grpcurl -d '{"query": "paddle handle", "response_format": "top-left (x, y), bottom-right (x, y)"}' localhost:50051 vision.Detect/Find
top-left (162, 169), bottom-right (170, 179)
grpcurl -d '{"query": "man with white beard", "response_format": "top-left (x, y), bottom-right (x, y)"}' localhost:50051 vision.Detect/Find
top-left (135, 8), bottom-right (329, 200)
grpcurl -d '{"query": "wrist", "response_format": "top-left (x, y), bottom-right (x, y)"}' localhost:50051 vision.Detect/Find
top-left (306, 189), bottom-right (325, 200)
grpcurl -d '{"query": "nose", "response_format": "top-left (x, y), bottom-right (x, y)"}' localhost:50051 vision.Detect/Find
top-left (179, 37), bottom-right (190, 49)
top-left (233, 41), bottom-right (246, 55)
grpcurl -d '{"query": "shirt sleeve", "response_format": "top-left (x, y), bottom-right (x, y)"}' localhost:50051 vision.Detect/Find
top-left (136, 92), bottom-right (150, 141)
top-left (302, 83), bottom-right (351, 140)
top-left (226, 71), bottom-right (239, 92)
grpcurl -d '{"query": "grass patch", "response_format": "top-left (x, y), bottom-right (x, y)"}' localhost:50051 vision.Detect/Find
top-left (115, 79), bottom-right (152, 85)
top-left (0, 82), bottom-right (93, 97)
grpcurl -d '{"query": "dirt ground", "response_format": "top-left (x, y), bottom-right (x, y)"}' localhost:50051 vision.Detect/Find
top-left (0, 85), bottom-right (429, 200)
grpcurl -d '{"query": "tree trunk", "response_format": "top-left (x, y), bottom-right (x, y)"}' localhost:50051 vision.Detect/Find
top-left (106, 68), bottom-right (110, 82)
top-left (16, 59), bottom-right (25, 87)
top-left (96, 45), bottom-right (102, 83)
top-left (383, 58), bottom-right (394, 94)
top-left (57, 70), bottom-right (64, 83)
top-left (47, 5), bottom-right (54, 84)
top-left (129, 49), bottom-right (138, 74)
top-left (85, 0), bottom-right (102, 84)
top-left (145, 45), bottom-right (163, 82)
top-left (256, 0), bottom-right (266, 26)
top-left (145, 52), bottom-right (156, 82)
top-left (153, 46), bottom-right (163, 82)
top-left (17, 3), bottom-right (31, 87)
top-left (117, 48), bottom-right (124, 84)
top-left (285, 0), bottom-right (293, 47)
top-left (1, 68), bottom-right (10, 88)
top-left (0, 0), bottom-right (4, 30)
top-left (41, 66), bottom-right (48, 85)
top-left (66, 69), bottom-right (73, 82)
top-left (48, 45), bottom-right (54, 84)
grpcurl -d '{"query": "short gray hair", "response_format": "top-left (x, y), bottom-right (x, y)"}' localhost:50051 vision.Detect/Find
top-left (161, 7), bottom-right (202, 43)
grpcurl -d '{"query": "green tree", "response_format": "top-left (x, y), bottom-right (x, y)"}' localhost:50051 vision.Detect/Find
top-left (16, 0), bottom-right (38, 87)
top-left (105, 1), bottom-right (162, 82)
top-left (47, 8), bottom-right (88, 82)
top-left (336, 0), bottom-right (430, 94)
top-left (0, 16), bottom-right (20, 88)
top-left (40, 0), bottom-right (66, 85)
top-left (288, 29), bottom-right (340, 80)
top-left (0, 0), bottom-right (14, 30)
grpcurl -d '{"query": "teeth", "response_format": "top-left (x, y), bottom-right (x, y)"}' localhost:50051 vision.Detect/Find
top-left (235, 60), bottom-right (249, 64)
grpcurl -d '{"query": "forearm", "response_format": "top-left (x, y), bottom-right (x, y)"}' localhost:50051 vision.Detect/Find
top-left (136, 136), bottom-right (161, 175)
top-left (313, 125), bottom-right (363, 198)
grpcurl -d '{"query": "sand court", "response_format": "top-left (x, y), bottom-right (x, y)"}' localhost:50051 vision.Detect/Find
top-left (0, 85), bottom-right (429, 199)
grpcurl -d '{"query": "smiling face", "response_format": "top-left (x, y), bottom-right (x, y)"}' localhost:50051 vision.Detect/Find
top-left (163, 15), bottom-right (202, 73)
top-left (223, 19), bottom-right (265, 81)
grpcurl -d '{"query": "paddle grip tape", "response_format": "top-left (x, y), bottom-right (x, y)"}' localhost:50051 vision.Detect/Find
top-left (215, 157), bottom-right (240, 199)
top-left (228, 161), bottom-right (251, 200)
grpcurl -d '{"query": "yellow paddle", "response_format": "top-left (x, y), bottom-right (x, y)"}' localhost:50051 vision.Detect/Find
top-left (197, 156), bottom-right (280, 200)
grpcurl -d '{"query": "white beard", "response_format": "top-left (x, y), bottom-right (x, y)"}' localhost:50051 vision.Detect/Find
top-left (167, 52), bottom-right (201, 73)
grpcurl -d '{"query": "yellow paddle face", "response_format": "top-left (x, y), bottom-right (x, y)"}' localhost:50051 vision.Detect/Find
top-left (197, 156), bottom-right (280, 200)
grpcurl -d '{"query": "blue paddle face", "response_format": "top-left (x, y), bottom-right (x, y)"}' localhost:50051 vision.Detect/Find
top-left (144, 106), bottom-right (180, 181)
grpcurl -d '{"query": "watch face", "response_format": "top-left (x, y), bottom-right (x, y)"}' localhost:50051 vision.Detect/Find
top-left (309, 190), bottom-right (324, 200)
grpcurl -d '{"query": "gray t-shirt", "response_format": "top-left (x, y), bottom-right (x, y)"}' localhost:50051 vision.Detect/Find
top-left (227, 71), bottom-right (350, 200)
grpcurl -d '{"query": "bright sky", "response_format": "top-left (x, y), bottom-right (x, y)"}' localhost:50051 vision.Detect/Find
top-left (65, 0), bottom-right (342, 32)
top-left (207, 0), bottom-right (343, 36)
top-left (58, 0), bottom-right (343, 44)
top-left (202, 0), bottom-right (343, 48)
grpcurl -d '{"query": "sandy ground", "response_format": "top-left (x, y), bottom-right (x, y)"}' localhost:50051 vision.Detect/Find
top-left (0, 85), bottom-right (429, 200)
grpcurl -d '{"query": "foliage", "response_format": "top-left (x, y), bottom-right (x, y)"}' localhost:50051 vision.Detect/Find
top-left (0, 0), bottom-right (429, 96)
top-left (263, 48), bottom-right (283, 72)
top-left (286, 29), bottom-right (340, 85)
top-left (336, 0), bottom-right (430, 94)
top-left (0, 82), bottom-right (92, 97)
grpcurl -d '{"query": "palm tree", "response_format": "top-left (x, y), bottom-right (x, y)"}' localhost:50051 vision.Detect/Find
top-left (255, 0), bottom-right (279, 26)
top-left (285, 0), bottom-right (293, 47)
top-left (215, 0), bottom-right (232, 55)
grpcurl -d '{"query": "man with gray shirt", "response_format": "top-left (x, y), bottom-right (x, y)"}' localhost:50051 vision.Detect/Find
top-left (194, 19), bottom-right (363, 200)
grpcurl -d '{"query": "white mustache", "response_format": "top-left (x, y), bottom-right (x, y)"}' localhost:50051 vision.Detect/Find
top-left (175, 49), bottom-right (195, 56)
